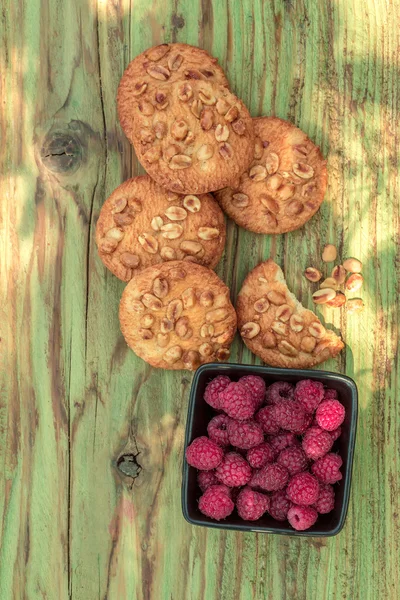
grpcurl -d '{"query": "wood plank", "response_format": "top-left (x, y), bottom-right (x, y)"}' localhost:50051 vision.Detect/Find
top-left (0, 0), bottom-right (399, 598)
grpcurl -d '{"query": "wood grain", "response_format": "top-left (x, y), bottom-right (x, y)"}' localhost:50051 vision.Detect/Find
top-left (1, 0), bottom-right (399, 598)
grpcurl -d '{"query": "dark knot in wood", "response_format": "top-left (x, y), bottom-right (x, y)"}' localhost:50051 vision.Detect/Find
top-left (41, 131), bottom-right (82, 173)
top-left (117, 453), bottom-right (142, 480)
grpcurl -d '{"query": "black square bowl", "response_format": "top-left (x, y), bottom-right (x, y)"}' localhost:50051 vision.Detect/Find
top-left (182, 363), bottom-right (357, 537)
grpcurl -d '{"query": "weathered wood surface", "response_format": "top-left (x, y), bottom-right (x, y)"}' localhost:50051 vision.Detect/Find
top-left (1, 0), bottom-right (399, 598)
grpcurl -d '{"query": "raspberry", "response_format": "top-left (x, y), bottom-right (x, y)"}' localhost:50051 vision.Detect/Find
top-left (316, 400), bottom-right (345, 431)
top-left (198, 485), bottom-right (234, 520)
top-left (296, 411), bottom-right (313, 434)
top-left (227, 419), bottom-right (264, 449)
top-left (269, 489), bottom-right (292, 521)
top-left (268, 432), bottom-right (299, 457)
top-left (288, 505), bottom-right (318, 531)
top-left (286, 472), bottom-right (320, 505)
top-left (330, 426), bottom-right (342, 442)
top-left (271, 400), bottom-right (307, 434)
top-left (219, 382), bottom-right (256, 421)
top-left (186, 436), bottom-right (224, 470)
top-left (302, 426), bottom-right (333, 460)
top-left (314, 484), bottom-right (335, 514)
top-left (266, 381), bottom-right (294, 404)
top-left (236, 487), bottom-right (270, 521)
top-left (197, 470), bottom-right (219, 492)
top-left (324, 388), bottom-right (338, 400)
top-left (246, 442), bottom-right (275, 468)
top-left (239, 375), bottom-right (266, 410)
top-left (255, 406), bottom-right (281, 435)
top-left (248, 469), bottom-right (262, 489)
top-left (255, 463), bottom-right (289, 492)
top-left (216, 452), bottom-right (252, 487)
top-left (277, 446), bottom-right (308, 475)
top-left (294, 379), bottom-right (325, 413)
top-left (207, 414), bottom-right (230, 447)
top-left (204, 375), bottom-right (231, 409)
top-left (312, 453), bottom-right (343, 484)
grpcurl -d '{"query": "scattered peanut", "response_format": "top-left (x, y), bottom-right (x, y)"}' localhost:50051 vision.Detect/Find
top-left (322, 244), bottom-right (337, 263)
top-left (320, 277), bottom-right (338, 290)
top-left (326, 291), bottom-right (347, 308)
top-left (345, 273), bottom-right (363, 292)
top-left (347, 298), bottom-right (365, 313)
top-left (312, 288), bottom-right (336, 304)
top-left (331, 265), bottom-right (346, 285)
top-left (304, 267), bottom-right (322, 283)
top-left (343, 257), bottom-right (362, 273)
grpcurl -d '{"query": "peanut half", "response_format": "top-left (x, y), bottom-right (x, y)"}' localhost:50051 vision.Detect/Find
top-left (322, 244), bottom-right (337, 263)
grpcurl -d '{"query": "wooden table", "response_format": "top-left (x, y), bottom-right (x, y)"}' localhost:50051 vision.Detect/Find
top-left (1, 0), bottom-right (399, 598)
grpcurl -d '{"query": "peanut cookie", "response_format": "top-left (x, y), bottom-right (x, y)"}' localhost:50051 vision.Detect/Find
top-left (236, 259), bottom-right (344, 368)
top-left (119, 261), bottom-right (237, 370)
top-left (117, 43), bottom-right (229, 140)
top-left (96, 175), bottom-right (226, 281)
top-left (124, 78), bottom-right (254, 194)
top-left (215, 117), bottom-right (327, 234)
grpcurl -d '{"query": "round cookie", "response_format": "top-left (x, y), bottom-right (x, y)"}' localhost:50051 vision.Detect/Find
top-left (236, 259), bottom-right (344, 369)
top-left (125, 78), bottom-right (255, 194)
top-left (96, 175), bottom-right (226, 281)
top-left (215, 117), bottom-right (328, 234)
top-left (119, 261), bottom-right (237, 370)
top-left (117, 43), bottom-right (229, 142)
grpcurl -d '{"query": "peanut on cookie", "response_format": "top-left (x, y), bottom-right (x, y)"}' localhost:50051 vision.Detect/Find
top-left (119, 261), bottom-right (237, 370)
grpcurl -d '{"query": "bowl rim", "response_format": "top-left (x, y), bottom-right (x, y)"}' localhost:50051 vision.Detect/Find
top-left (181, 362), bottom-right (358, 537)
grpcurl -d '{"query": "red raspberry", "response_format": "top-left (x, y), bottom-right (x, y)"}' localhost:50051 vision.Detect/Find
top-left (266, 381), bottom-right (294, 404)
top-left (268, 432), bottom-right (299, 457)
top-left (302, 426), bottom-right (333, 460)
top-left (324, 388), bottom-right (338, 400)
top-left (248, 469), bottom-right (262, 489)
top-left (296, 411), bottom-right (314, 435)
top-left (236, 487), bottom-right (270, 521)
top-left (312, 453), bottom-right (343, 484)
top-left (216, 452), bottom-right (252, 487)
top-left (219, 382), bottom-right (256, 421)
top-left (255, 463), bottom-right (289, 492)
top-left (186, 436), bottom-right (224, 470)
top-left (288, 505), bottom-right (318, 530)
top-left (255, 406), bottom-right (281, 435)
top-left (207, 414), bottom-right (230, 447)
top-left (198, 485), bottom-right (234, 520)
top-left (277, 446), bottom-right (308, 475)
top-left (271, 400), bottom-right (307, 434)
top-left (246, 442), bottom-right (275, 468)
top-left (239, 375), bottom-right (266, 409)
top-left (204, 375), bottom-right (231, 409)
top-left (330, 426), bottom-right (342, 442)
top-left (269, 489), bottom-right (292, 521)
top-left (316, 400), bottom-right (345, 431)
top-left (314, 484), bottom-right (335, 514)
top-left (227, 419), bottom-right (264, 449)
top-left (287, 472), bottom-right (320, 505)
top-left (294, 379), bottom-right (325, 413)
top-left (197, 470), bottom-right (219, 492)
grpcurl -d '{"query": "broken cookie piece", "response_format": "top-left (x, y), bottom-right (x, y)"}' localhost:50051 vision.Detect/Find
top-left (236, 259), bottom-right (344, 368)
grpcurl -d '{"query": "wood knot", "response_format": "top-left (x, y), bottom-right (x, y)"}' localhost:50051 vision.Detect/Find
top-left (117, 453), bottom-right (142, 480)
top-left (41, 131), bottom-right (82, 173)
top-left (171, 13), bottom-right (185, 29)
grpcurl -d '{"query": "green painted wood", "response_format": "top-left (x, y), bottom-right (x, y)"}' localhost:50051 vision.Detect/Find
top-left (1, 0), bottom-right (399, 598)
